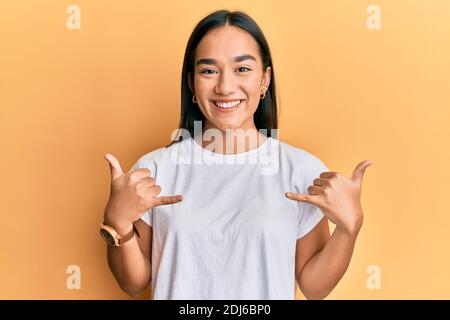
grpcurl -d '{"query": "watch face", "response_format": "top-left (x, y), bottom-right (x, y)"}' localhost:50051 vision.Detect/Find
top-left (100, 229), bottom-right (115, 245)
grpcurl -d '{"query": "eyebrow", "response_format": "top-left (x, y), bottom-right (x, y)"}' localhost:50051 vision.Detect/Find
top-left (196, 54), bottom-right (256, 66)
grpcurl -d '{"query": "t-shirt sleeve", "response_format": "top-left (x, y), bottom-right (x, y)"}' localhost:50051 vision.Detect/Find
top-left (292, 157), bottom-right (330, 239)
top-left (129, 157), bottom-right (157, 227)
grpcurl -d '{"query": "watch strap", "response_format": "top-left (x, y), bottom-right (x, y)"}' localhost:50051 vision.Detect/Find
top-left (117, 225), bottom-right (136, 246)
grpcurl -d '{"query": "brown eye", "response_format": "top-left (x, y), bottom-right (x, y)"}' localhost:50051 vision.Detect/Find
top-left (200, 69), bottom-right (216, 74)
top-left (237, 67), bottom-right (251, 72)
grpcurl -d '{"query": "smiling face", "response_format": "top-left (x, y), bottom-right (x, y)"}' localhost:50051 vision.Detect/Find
top-left (189, 24), bottom-right (271, 133)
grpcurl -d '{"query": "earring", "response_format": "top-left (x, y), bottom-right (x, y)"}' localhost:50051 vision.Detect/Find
top-left (260, 91), bottom-right (266, 100)
top-left (192, 95), bottom-right (197, 103)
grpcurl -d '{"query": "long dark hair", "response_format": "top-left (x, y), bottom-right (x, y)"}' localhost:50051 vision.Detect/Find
top-left (167, 9), bottom-right (278, 147)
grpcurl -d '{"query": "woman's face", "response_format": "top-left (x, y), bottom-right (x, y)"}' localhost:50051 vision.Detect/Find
top-left (190, 25), bottom-right (271, 132)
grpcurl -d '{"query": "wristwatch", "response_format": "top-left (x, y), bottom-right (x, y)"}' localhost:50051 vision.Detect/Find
top-left (99, 222), bottom-right (136, 247)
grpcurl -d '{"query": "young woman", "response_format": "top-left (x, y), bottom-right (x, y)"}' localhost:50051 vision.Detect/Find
top-left (101, 10), bottom-right (373, 300)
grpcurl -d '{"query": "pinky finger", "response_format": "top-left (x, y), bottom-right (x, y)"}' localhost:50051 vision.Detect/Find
top-left (154, 195), bottom-right (184, 206)
top-left (285, 192), bottom-right (321, 206)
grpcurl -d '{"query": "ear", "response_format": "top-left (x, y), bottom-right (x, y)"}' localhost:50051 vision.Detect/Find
top-left (261, 66), bottom-right (271, 92)
top-left (187, 72), bottom-right (194, 93)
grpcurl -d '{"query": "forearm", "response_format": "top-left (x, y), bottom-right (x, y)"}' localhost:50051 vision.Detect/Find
top-left (107, 235), bottom-right (151, 297)
top-left (298, 224), bottom-right (361, 300)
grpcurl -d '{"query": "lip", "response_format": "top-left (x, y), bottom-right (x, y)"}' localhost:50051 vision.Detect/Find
top-left (211, 99), bottom-right (245, 113)
top-left (212, 99), bottom-right (245, 103)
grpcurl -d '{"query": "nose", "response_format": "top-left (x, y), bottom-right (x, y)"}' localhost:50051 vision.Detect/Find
top-left (214, 69), bottom-right (235, 95)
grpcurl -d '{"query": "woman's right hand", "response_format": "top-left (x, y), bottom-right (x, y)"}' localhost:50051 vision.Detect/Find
top-left (103, 153), bottom-right (183, 234)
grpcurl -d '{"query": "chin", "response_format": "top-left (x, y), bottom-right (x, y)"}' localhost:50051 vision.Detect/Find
top-left (212, 121), bottom-right (244, 132)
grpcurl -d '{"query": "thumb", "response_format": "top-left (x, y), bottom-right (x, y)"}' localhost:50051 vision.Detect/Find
top-left (351, 160), bottom-right (374, 185)
top-left (104, 153), bottom-right (124, 180)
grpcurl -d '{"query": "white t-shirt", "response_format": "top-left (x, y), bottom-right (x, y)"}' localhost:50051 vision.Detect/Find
top-left (129, 135), bottom-right (329, 300)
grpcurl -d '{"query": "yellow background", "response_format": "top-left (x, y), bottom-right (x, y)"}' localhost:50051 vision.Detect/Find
top-left (1, 0), bottom-right (449, 299)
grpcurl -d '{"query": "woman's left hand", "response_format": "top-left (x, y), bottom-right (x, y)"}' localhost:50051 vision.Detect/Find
top-left (285, 160), bottom-right (374, 236)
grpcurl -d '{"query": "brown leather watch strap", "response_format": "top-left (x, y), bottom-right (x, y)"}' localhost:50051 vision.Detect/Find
top-left (117, 225), bottom-right (136, 246)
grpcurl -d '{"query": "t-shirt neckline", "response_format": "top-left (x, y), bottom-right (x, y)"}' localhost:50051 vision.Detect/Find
top-left (189, 134), bottom-right (272, 161)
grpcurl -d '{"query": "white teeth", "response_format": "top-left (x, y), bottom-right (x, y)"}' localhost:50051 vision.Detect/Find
top-left (214, 100), bottom-right (243, 108)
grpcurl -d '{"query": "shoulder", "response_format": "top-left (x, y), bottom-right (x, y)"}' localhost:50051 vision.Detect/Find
top-left (276, 139), bottom-right (328, 170)
top-left (274, 139), bottom-right (329, 184)
top-left (129, 139), bottom-right (188, 172)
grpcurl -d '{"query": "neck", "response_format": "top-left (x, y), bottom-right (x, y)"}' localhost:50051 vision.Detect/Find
top-left (196, 122), bottom-right (267, 155)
